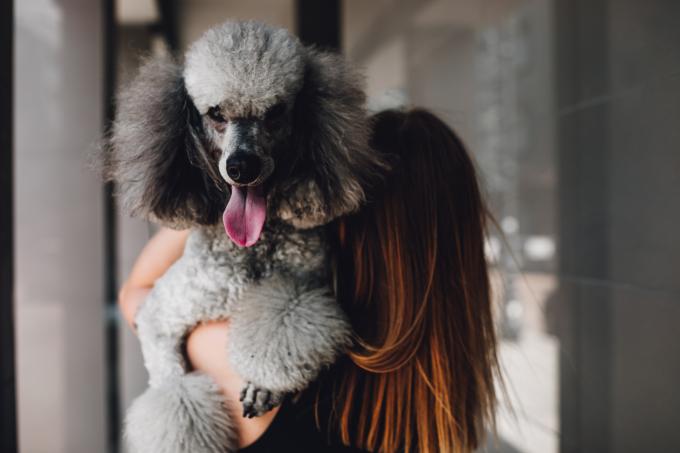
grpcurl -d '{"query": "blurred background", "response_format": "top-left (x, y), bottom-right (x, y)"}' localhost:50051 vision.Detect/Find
top-left (3, 0), bottom-right (680, 452)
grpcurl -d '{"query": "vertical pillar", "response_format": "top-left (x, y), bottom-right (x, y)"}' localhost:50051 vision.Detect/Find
top-left (555, 0), bottom-right (612, 451)
top-left (102, 0), bottom-right (120, 451)
top-left (15, 0), bottom-right (107, 450)
top-left (0, 0), bottom-right (17, 450)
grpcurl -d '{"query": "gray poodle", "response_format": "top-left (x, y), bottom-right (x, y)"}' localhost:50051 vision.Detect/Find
top-left (103, 21), bottom-right (385, 453)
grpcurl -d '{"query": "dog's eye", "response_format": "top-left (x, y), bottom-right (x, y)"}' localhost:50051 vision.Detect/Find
top-left (265, 103), bottom-right (286, 123)
top-left (207, 106), bottom-right (227, 123)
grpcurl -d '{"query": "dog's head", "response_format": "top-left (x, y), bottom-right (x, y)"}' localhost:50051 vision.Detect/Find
top-left (105, 21), bottom-right (384, 245)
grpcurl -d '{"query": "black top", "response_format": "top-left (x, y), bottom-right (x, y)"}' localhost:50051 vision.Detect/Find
top-left (238, 375), bottom-right (368, 453)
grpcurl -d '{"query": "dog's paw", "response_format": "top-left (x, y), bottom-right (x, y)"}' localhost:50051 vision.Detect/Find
top-left (239, 382), bottom-right (283, 418)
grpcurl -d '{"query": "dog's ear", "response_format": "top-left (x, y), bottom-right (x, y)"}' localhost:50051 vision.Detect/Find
top-left (103, 55), bottom-right (224, 228)
top-left (279, 49), bottom-right (387, 228)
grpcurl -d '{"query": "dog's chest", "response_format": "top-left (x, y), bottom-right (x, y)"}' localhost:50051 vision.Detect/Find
top-left (185, 222), bottom-right (328, 286)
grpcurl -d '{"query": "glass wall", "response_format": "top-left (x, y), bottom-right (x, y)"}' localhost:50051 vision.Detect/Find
top-left (343, 0), bottom-right (680, 451)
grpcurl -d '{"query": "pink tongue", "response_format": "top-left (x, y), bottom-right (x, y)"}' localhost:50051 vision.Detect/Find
top-left (223, 185), bottom-right (267, 247)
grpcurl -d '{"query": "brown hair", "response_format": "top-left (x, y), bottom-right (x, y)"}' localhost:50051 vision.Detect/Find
top-left (329, 109), bottom-right (500, 452)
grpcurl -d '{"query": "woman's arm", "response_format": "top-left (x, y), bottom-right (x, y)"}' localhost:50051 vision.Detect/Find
top-left (118, 227), bottom-right (190, 330)
top-left (121, 226), bottom-right (279, 447)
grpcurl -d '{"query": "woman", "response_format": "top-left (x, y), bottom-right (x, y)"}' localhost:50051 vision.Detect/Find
top-left (119, 109), bottom-right (501, 452)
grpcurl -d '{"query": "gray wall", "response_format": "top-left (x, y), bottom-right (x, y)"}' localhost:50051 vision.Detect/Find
top-left (14, 0), bottom-right (106, 451)
top-left (555, 0), bottom-right (680, 451)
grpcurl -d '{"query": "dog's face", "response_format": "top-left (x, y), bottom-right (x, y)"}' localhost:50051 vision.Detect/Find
top-left (183, 25), bottom-right (306, 246)
top-left (206, 104), bottom-right (290, 188)
top-left (200, 102), bottom-right (298, 247)
top-left (107, 21), bottom-right (386, 245)
top-left (185, 22), bottom-right (304, 185)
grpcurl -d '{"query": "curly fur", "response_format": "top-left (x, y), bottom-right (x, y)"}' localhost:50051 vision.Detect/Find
top-left (274, 49), bottom-right (380, 227)
top-left (184, 21), bottom-right (305, 117)
top-left (125, 373), bottom-right (237, 453)
top-left (103, 20), bottom-right (385, 229)
top-left (228, 276), bottom-right (353, 393)
top-left (105, 56), bottom-right (225, 228)
top-left (102, 20), bottom-right (386, 452)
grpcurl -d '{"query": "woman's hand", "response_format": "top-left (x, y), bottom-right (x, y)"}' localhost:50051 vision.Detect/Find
top-left (118, 285), bottom-right (151, 330)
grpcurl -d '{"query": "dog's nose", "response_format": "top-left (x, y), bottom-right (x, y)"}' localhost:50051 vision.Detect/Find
top-left (226, 153), bottom-right (262, 184)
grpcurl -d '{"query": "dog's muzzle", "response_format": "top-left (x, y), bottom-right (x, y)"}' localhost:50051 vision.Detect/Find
top-left (226, 152), bottom-right (262, 185)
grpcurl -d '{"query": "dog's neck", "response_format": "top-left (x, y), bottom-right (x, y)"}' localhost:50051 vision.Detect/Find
top-left (194, 218), bottom-right (325, 255)
top-left (187, 219), bottom-right (329, 284)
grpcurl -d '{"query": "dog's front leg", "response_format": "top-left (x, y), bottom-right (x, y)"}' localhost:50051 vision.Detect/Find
top-left (126, 260), bottom-right (238, 453)
top-left (134, 288), bottom-right (189, 385)
top-left (227, 275), bottom-right (352, 417)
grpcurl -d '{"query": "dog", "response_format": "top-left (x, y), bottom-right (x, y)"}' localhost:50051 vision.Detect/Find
top-left (102, 21), bottom-right (385, 452)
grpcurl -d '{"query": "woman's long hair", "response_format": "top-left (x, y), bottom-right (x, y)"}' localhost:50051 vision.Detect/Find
top-left (329, 108), bottom-right (500, 453)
